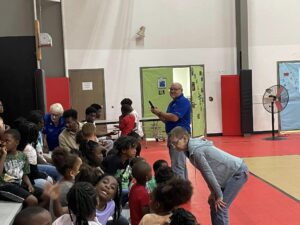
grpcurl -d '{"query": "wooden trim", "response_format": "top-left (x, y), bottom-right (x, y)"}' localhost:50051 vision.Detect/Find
top-left (34, 20), bottom-right (42, 60)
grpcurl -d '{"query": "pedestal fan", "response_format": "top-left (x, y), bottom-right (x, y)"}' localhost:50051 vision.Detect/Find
top-left (262, 85), bottom-right (289, 140)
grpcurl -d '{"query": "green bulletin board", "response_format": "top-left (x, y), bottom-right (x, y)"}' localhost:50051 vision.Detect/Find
top-left (191, 65), bottom-right (206, 137)
top-left (141, 67), bottom-right (173, 139)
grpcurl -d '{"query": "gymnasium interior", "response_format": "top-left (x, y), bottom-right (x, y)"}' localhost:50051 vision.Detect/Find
top-left (1, 1), bottom-right (300, 225)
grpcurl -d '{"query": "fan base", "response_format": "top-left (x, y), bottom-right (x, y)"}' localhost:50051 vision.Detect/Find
top-left (264, 136), bottom-right (286, 141)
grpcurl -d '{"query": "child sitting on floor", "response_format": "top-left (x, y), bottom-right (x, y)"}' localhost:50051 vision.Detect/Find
top-left (95, 174), bottom-right (128, 225)
top-left (74, 168), bottom-right (128, 225)
top-left (127, 131), bottom-right (142, 157)
top-left (51, 147), bottom-right (82, 216)
top-left (12, 206), bottom-right (52, 225)
top-left (169, 208), bottom-right (201, 225)
top-left (16, 120), bottom-right (53, 189)
top-left (146, 159), bottom-right (169, 192)
top-left (102, 136), bottom-right (138, 206)
top-left (129, 161), bottom-right (152, 225)
top-left (79, 135), bottom-right (105, 176)
top-left (52, 182), bottom-right (101, 225)
top-left (80, 122), bottom-right (113, 155)
top-left (0, 129), bottom-right (48, 207)
top-left (139, 177), bottom-right (193, 225)
top-left (154, 166), bottom-right (175, 185)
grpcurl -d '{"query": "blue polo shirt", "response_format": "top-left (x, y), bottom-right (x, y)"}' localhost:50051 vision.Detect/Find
top-left (43, 113), bottom-right (65, 151)
top-left (165, 94), bottom-right (191, 134)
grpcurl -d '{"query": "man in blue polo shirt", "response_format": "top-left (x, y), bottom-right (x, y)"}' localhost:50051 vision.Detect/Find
top-left (151, 82), bottom-right (191, 179)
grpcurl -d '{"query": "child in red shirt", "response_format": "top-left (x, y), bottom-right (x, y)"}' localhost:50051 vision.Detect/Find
top-left (129, 161), bottom-right (152, 225)
top-left (118, 104), bottom-right (135, 136)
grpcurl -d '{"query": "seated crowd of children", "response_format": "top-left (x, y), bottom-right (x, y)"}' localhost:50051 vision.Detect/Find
top-left (0, 99), bottom-right (200, 225)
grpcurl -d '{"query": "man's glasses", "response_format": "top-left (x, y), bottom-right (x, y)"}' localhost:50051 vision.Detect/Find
top-left (169, 88), bottom-right (181, 91)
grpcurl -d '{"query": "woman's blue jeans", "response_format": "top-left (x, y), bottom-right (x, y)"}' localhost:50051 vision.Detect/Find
top-left (210, 162), bottom-right (248, 225)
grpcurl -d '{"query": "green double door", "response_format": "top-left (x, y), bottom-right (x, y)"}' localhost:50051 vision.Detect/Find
top-left (141, 65), bottom-right (206, 138)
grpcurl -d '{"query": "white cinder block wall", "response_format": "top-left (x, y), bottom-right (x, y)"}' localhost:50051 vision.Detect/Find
top-left (62, 0), bottom-right (300, 134)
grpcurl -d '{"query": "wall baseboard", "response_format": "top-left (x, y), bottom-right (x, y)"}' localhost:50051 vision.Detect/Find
top-left (206, 130), bottom-right (279, 137)
top-left (207, 133), bottom-right (223, 137)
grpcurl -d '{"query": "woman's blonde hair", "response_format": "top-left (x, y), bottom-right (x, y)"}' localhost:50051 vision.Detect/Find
top-left (169, 126), bottom-right (190, 139)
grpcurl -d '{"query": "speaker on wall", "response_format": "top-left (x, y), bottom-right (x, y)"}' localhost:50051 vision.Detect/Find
top-left (240, 69), bottom-right (253, 135)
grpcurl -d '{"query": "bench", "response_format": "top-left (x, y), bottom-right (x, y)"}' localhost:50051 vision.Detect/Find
top-left (0, 201), bottom-right (22, 225)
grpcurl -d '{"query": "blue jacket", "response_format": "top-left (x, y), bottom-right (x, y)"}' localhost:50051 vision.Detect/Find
top-left (187, 138), bottom-right (243, 199)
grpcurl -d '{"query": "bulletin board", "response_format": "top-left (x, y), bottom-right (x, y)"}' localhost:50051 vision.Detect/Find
top-left (140, 67), bottom-right (173, 139)
top-left (278, 61), bottom-right (300, 131)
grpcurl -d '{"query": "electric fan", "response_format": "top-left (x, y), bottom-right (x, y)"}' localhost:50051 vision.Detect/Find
top-left (262, 84), bottom-right (289, 140)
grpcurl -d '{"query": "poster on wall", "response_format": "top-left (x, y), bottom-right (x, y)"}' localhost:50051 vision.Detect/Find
top-left (82, 82), bottom-right (93, 91)
top-left (158, 78), bottom-right (166, 89)
top-left (278, 61), bottom-right (300, 131)
top-left (158, 90), bottom-right (165, 95)
top-left (158, 77), bottom-right (166, 95)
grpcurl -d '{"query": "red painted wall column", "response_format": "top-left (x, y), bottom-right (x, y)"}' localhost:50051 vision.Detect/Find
top-left (221, 75), bottom-right (241, 136)
top-left (45, 77), bottom-right (71, 111)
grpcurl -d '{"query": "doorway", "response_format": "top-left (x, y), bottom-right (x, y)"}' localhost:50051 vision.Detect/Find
top-left (69, 69), bottom-right (106, 134)
top-left (140, 65), bottom-right (206, 138)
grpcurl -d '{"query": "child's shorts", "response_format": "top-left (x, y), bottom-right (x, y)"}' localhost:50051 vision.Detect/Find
top-left (0, 183), bottom-right (43, 203)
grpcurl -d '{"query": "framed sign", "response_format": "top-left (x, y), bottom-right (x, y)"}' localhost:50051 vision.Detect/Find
top-left (158, 78), bottom-right (166, 89)
top-left (82, 82), bottom-right (93, 91)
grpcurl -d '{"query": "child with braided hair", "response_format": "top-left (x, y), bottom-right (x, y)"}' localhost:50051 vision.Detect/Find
top-left (75, 168), bottom-right (129, 225)
top-left (52, 181), bottom-right (101, 225)
top-left (95, 174), bottom-right (130, 225)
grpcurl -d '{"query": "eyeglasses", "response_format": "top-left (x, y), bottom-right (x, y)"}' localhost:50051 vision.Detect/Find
top-left (51, 113), bottom-right (61, 118)
top-left (169, 88), bottom-right (181, 91)
top-left (170, 137), bottom-right (183, 147)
